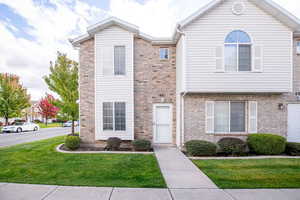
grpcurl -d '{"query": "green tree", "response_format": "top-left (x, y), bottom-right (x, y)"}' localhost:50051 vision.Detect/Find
top-left (0, 73), bottom-right (30, 125)
top-left (44, 52), bottom-right (79, 135)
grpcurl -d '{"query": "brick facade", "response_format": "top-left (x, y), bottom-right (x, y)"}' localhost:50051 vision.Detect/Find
top-left (78, 37), bottom-right (177, 146)
top-left (134, 38), bottom-right (177, 144)
top-left (79, 39), bottom-right (96, 146)
top-left (183, 94), bottom-right (287, 143)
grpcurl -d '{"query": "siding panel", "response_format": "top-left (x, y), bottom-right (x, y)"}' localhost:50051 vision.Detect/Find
top-left (95, 26), bottom-right (134, 140)
top-left (182, 0), bottom-right (293, 93)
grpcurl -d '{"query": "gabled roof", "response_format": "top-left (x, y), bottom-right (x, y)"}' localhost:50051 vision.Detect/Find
top-left (69, 17), bottom-right (175, 47)
top-left (87, 17), bottom-right (139, 35)
top-left (70, 0), bottom-right (300, 47)
top-left (177, 0), bottom-right (300, 30)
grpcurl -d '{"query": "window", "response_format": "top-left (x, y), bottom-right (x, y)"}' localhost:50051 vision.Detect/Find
top-left (214, 101), bottom-right (246, 133)
top-left (297, 41), bottom-right (300, 55)
top-left (103, 102), bottom-right (113, 130)
top-left (103, 102), bottom-right (126, 131)
top-left (114, 102), bottom-right (126, 131)
top-left (114, 46), bottom-right (126, 75)
top-left (159, 48), bottom-right (169, 60)
top-left (225, 30), bottom-right (251, 72)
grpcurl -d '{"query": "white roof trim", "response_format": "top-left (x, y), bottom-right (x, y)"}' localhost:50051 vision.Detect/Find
top-left (87, 16), bottom-right (139, 35)
top-left (138, 32), bottom-right (175, 44)
top-left (249, 0), bottom-right (300, 30)
top-left (178, 0), bottom-right (224, 29)
top-left (70, 0), bottom-right (300, 46)
top-left (70, 17), bottom-right (175, 47)
top-left (178, 0), bottom-right (300, 30)
top-left (69, 33), bottom-right (91, 47)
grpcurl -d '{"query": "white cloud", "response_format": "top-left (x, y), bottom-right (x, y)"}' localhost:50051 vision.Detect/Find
top-left (109, 0), bottom-right (211, 37)
top-left (109, 0), bottom-right (300, 37)
top-left (0, 0), bottom-right (107, 100)
top-left (0, 0), bottom-right (299, 100)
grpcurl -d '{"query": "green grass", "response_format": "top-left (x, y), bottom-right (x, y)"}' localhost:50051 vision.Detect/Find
top-left (0, 136), bottom-right (166, 188)
top-left (193, 159), bottom-right (300, 189)
top-left (38, 123), bottom-right (62, 128)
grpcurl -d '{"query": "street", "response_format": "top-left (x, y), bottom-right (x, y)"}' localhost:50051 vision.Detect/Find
top-left (0, 127), bottom-right (78, 148)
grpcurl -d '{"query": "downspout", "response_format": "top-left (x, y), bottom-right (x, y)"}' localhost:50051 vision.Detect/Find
top-left (181, 92), bottom-right (187, 148)
top-left (177, 26), bottom-right (187, 148)
top-left (176, 28), bottom-right (185, 35)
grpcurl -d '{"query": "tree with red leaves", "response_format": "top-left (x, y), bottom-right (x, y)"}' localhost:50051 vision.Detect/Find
top-left (38, 94), bottom-right (59, 126)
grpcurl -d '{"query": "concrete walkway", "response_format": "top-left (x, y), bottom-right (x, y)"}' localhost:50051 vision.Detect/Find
top-left (154, 146), bottom-right (217, 189)
top-left (1, 183), bottom-right (300, 200)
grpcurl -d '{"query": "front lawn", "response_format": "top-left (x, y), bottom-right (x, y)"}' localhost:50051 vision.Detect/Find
top-left (193, 159), bottom-right (300, 189)
top-left (0, 136), bottom-right (166, 188)
top-left (38, 123), bottom-right (62, 128)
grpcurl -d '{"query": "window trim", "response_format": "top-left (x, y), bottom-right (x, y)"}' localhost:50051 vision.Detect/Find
top-left (159, 47), bottom-right (169, 60)
top-left (113, 45), bottom-right (126, 76)
top-left (213, 101), bottom-right (247, 134)
top-left (224, 30), bottom-right (252, 72)
top-left (297, 41), bottom-right (300, 55)
top-left (103, 101), bottom-right (126, 132)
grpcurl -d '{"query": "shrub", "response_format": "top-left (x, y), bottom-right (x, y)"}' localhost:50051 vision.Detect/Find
top-left (106, 137), bottom-right (122, 151)
top-left (185, 140), bottom-right (217, 156)
top-left (132, 139), bottom-right (151, 151)
top-left (33, 119), bottom-right (42, 123)
top-left (217, 137), bottom-right (248, 156)
top-left (286, 142), bottom-right (300, 156)
top-left (247, 134), bottom-right (286, 155)
top-left (65, 135), bottom-right (80, 150)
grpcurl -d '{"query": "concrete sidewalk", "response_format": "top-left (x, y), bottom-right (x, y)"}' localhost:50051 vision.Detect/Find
top-left (154, 146), bottom-right (217, 189)
top-left (1, 183), bottom-right (300, 200)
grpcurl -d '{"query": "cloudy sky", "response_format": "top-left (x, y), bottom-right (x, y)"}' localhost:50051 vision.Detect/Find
top-left (0, 0), bottom-right (299, 100)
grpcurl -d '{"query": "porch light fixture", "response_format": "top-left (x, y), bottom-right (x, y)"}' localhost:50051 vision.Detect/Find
top-left (278, 103), bottom-right (284, 110)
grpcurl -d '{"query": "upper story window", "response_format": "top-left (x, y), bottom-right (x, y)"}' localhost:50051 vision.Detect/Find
top-left (225, 30), bottom-right (251, 72)
top-left (159, 48), bottom-right (169, 60)
top-left (114, 46), bottom-right (126, 75)
top-left (297, 41), bottom-right (300, 55)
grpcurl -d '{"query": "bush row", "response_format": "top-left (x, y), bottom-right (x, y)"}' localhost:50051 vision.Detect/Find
top-left (64, 135), bottom-right (152, 151)
top-left (185, 134), bottom-right (299, 157)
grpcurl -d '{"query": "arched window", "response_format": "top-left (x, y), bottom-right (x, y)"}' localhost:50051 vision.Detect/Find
top-left (225, 30), bottom-right (251, 72)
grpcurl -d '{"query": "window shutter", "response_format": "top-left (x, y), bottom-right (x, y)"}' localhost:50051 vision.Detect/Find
top-left (253, 45), bottom-right (263, 72)
top-left (215, 46), bottom-right (224, 72)
top-left (248, 101), bottom-right (257, 133)
top-left (206, 101), bottom-right (214, 133)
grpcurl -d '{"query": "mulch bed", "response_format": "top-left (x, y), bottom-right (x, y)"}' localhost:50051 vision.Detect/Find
top-left (60, 144), bottom-right (153, 152)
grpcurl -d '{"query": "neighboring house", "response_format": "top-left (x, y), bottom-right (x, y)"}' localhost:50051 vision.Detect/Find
top-left (70, 0), bottom-right (300, 147)
top-left (0, 101), bottom-right (43, 125)
top-left (24, 101), bottom-right (43, 122)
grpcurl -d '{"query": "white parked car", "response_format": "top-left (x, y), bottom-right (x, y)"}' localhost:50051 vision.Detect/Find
top-left (2, 122), bottom-right (40, 133)
top-left (63, 121), bottom-right (78, 127)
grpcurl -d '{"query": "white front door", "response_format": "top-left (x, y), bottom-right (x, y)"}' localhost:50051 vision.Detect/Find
top-left (153, 104), bottom-right (172, 144)
top-left (288, 104), bottom-right (300, 142)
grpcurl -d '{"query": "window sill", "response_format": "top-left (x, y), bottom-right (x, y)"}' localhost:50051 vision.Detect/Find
top-left (214, 71), bottom-right (262, 74)
top-left (206, 133), bottom-right (250, 136)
